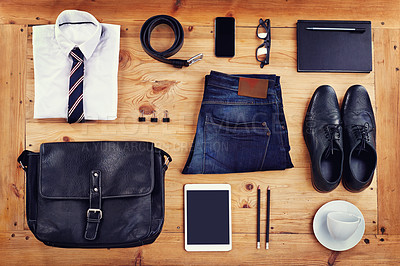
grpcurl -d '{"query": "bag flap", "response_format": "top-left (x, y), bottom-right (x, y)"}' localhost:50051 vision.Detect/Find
top-left (39, 141), bottom-right (155, 199)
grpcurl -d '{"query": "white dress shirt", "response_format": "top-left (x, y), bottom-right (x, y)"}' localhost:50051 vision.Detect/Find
top-left (33, 10), bottom-right (120, 120)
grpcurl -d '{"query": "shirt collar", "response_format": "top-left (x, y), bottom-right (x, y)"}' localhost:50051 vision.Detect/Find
top-left (55, 10), bottom-right (101, 60)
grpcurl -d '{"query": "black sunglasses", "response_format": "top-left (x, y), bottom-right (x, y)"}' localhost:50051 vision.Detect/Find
top-left (256, 19), bottom-right (271, 68)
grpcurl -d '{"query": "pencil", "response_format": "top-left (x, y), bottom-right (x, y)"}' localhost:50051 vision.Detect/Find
top-left (266, 186), bottom-right (270, 249)
top-left (257, 185), bottom-right (260, 249)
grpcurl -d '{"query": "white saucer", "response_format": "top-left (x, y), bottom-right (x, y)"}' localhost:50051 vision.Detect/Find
top-left (313, 200), bottom-right (365, 251)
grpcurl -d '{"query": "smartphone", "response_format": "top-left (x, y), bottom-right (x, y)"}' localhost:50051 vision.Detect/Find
top-left (214, 17), bottom-right (235, 57)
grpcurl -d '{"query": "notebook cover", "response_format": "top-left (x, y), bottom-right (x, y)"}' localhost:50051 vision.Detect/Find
top-left (297, 20), bottom-right (372, 73)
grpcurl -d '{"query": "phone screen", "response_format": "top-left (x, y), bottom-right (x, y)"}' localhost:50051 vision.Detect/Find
top-left (215, 17), bottom-right (235, 57)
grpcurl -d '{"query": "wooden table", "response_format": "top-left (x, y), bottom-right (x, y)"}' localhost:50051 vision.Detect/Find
top-left (1, 1), bottom-right (399, 264)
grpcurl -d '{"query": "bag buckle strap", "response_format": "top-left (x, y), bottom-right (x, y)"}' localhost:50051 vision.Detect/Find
top-left (87, 209), bottom-right (103, 220)
top-left (84, 170), bottom-right (102, 241)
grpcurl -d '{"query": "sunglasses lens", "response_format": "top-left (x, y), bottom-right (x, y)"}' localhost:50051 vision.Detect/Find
top-left (257, 26), bottom-right (268, 39)
top-left (257, 47), bottom-right (268, 61)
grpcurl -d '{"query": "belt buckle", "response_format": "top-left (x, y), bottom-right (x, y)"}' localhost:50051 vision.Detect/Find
top-left (87, 208), bottom-right (102, 219)
top-left (187, 53), bottom-right (203, 66)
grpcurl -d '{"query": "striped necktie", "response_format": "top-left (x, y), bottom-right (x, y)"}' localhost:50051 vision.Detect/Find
top-left (68, 47), bottom-right (85, 123)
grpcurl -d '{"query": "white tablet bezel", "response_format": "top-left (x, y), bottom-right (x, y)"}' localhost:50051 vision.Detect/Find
top-left (184, 184), bottom-right (232, 252)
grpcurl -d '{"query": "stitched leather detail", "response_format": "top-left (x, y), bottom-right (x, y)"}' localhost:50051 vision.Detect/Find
top-left (39, 142), bottom-right (155, 199)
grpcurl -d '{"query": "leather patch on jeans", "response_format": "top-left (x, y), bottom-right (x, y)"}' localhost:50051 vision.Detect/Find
top-left (238, 77), bottom-right (269, 98)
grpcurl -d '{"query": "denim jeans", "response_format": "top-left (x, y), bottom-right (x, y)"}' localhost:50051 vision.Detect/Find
top-left (182, 71), bottom-right (293, 174)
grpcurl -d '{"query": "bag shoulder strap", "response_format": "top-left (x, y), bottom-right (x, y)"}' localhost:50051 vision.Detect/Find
top-left (18, 150), bottom-right (38, 171)
top-left (155, 148), bottom-right (172, 171)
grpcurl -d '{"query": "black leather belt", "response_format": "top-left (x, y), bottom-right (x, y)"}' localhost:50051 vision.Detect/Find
top-left (140, 15), bottom-right (203, 68)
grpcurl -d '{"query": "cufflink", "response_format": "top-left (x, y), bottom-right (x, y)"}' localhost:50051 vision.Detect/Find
top-left (163, 110), bottom-right (170, 123)
top-left (138, 110), bottom-right (146, 122)
top-left (151, 111), bottom-right (158, 122)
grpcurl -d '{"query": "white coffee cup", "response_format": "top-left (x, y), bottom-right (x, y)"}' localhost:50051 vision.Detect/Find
top-left (327, 211), bottom-right (362, 241)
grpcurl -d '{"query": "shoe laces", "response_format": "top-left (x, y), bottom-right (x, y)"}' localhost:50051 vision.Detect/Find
top-left (323, 124), bottom-right (341, 158)
top-left (352, 122), bottom-right (373, 155)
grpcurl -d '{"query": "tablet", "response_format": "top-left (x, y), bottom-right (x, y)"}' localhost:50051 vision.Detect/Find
top-left (184, 184), bottom-right (232, 252)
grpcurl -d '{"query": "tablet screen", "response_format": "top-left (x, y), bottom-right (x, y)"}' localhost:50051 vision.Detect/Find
top-left (186, 190), bottom-right (230, 244)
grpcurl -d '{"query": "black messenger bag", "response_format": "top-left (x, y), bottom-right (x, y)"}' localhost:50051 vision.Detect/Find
top-left (17, 141), bottom-right (172, 248)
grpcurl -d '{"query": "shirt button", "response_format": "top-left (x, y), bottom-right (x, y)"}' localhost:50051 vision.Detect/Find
top-left (282, 125), bottom-right (286, 130)
top-left (262, 122), bottom-right (267, 127)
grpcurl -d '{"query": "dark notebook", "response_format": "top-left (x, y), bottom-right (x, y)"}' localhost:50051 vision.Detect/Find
top-left (297, 20), bottom-right (372, 73)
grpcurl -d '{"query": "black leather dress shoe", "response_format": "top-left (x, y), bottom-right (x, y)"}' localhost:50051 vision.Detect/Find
top-left (342, 85), bottom-right (377, 192)
top-left (303, 85), bottom-right (343, 192)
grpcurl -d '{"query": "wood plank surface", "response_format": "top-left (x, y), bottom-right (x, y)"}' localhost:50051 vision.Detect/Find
top-left (23, 122), bottom-right (378, 235)
top-left (0, 0), bottom-right (399, 264)
top-left (1, 231), bottom-right (399, 265)
top-left (374, 29), bottom-right (400, 235)
top-left (25, 26), bottom-right (375, 125)
top-left (0, 0), bottom-right (399, 28)
top-left (0, 25), bottom-right (27, 232)
top-left (23, 21), bottom-right (378, 237)
top-left (24, 26), bottom-right (376, 171)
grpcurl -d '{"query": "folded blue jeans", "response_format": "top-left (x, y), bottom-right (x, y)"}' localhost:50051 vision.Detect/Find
top-left (182, 71), bottom-right (293, 174)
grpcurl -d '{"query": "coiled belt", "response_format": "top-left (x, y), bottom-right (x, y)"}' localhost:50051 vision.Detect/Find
top-left (140, 15), bottom-right (203, 68)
